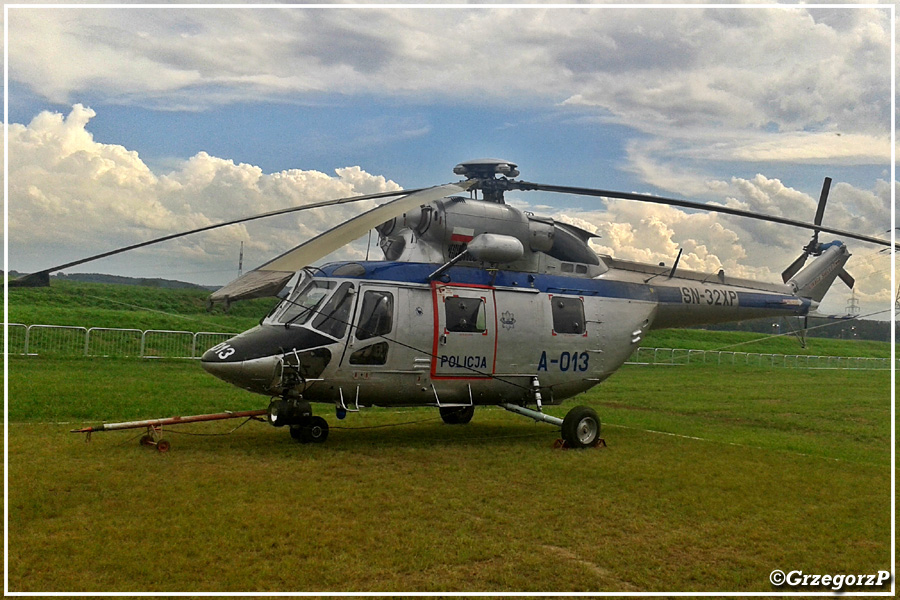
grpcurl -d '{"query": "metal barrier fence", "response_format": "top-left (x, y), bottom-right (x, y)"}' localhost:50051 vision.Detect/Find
top-left (4, 323), bottom-right (894, 369)
top-left (7, 324), bottom-right (237, 359)
top-left (628, 346), bottom-right (893, 370)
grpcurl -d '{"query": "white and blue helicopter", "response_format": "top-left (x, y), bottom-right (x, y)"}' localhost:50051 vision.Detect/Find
top-left (26, 159), bottom-right (892, 448)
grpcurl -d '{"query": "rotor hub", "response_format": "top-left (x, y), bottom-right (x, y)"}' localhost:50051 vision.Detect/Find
top-left (453, 158), bottom-right (536, 203)
top-left (453, 158), bottom-right (520, 179)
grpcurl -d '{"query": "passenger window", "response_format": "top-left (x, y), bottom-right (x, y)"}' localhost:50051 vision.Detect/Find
top-left (349, 341), bottom-right (389, 365)
top-left (356, 291), bottom-right (394, 340)
top-left (551, 296), bottom-right (585, 334)
top-left (312, 282), bottom-right (354, 339)
top-left (445, 297), bottom-right (486, 333)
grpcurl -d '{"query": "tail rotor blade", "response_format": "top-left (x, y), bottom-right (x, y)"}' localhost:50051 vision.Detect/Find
top-left (781, 253), bottom-right (809, 283)
top-left (813, 177), bottom-right (832, 227)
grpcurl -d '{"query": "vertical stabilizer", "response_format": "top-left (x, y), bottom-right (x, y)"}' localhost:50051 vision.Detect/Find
top-left (786, 242), bottom-right (852, 302)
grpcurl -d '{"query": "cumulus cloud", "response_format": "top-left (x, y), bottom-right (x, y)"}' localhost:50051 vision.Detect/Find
top-left (8, 105), bottom-right (401, 283)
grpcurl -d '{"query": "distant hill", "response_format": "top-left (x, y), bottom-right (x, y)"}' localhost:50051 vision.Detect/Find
top-left (7, 270), bottom-right (218, 292)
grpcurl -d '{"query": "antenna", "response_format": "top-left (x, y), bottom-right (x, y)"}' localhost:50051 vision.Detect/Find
top-left (238, 241), bottom-right (244, 277)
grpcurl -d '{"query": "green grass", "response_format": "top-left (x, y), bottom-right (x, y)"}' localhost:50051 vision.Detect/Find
top-left (6, 357), bottom-right (892, 593)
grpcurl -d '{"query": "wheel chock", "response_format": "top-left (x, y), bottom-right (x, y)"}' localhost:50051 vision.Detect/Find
top-left (553, 437), bottom-right (607, 450)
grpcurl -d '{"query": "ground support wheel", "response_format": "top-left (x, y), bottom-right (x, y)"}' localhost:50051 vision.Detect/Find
top-left (138, 426), bottom-right (171, 452)
top-left (560, 406), bottom-right (602, 449)
top-left (439, 405), bottom-right (475, 425)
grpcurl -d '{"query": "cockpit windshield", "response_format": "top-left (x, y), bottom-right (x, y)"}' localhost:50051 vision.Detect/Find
top-left (272, 277), bottom-right (336, 326)
top-left (266, 274), bottom-right (355, 340)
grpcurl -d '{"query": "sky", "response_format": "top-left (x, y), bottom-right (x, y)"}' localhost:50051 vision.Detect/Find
top-left (5, 4), bottom-right (895, 318)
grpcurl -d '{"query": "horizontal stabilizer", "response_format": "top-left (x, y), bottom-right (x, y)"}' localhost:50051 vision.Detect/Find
top-left (837, 268), bottom-right (855, 289)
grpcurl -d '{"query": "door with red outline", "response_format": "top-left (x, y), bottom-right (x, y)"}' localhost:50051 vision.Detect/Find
top-left (431, 283), bottom-right (496, 378)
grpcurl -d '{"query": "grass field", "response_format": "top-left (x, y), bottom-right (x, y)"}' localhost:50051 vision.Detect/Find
top-left (6, 356), bottom-right (892, 593)
top-left (6, 279), bottom-right (274, 332)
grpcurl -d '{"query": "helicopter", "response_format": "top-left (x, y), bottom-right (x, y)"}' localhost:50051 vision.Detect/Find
top-left (21, 158), bottom-right (896, 448)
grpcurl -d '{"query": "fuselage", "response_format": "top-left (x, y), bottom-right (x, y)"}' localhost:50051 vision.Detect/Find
top-left (201, 259), bottom-right (813, 408)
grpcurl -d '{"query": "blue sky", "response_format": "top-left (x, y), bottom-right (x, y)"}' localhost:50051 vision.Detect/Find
top-left (6, 5), bottom-right (894, 316)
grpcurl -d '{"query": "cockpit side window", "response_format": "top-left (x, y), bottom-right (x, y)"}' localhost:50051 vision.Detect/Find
top-left (356, 291), bottom-right (394, 340)
top-left (312, 282), bottom-right (354, 339)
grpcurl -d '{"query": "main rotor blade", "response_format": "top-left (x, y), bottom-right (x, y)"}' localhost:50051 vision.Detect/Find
top-left (209, 181), bottom-right (473, 304)
top-left (520, 181), bottom-right (897, 248)
top-left (20, 188), bottom-right (423, 278)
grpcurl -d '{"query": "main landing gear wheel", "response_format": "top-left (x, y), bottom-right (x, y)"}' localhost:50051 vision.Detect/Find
top-left (561, 406), bottom-right (601, 449)
top-left (290, 416), bottom-right (329, 444)
top-left (439, 405), bottom-right (475, 425)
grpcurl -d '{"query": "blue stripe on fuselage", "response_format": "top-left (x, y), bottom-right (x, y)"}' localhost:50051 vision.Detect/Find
top-left (318, 261), bottom-right (809, 312)
top-left (319, 261), bottom-right (654, 301)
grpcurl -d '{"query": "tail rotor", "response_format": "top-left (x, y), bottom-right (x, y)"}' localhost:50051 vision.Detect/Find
top-left (781, 177), bottom-right (832, 283)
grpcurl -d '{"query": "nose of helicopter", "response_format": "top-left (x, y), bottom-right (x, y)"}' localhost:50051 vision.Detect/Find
top-left (201, 348), bottom-right (283, 394)
top-left (200, 325), bottom-right (335, 394)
